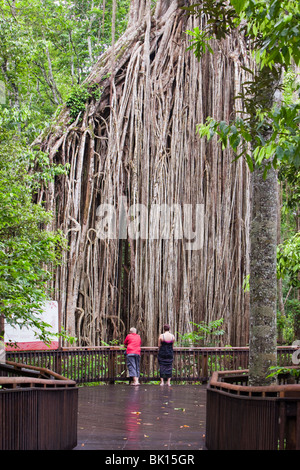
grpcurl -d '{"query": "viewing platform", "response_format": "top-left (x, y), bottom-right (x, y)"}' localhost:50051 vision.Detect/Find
top-left (74, 384), bottom-right (207, 451)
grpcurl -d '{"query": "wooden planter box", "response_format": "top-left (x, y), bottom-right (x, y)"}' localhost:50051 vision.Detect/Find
top-left (206, 370), bottom-right (300, 450)
top-left (0, 361), bottom-right (78, 450)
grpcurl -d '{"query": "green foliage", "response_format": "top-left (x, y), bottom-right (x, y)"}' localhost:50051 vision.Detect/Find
top-left (188, 0), bottom-right (300, 172)
top-left (197, 89), bottom-right (300, 175)
top-left (66, 84), bottom-right (102, 121)
top-left (279, 164), bottom-right (300, 216)
top-left (243, 0), bottom-right (300, 68)
top-left (277, 233), bottom-right (300, 289)
top-left (267, 365), bottom-right (300, 381)
top-left (177, 319), bottom-right (225, 347)
top-left (242, 274), bottom-right (250, 292)
top-left (0, 115), bottom-right (68, 343)
top-left (66, 84), bottom-right (91, 120)
top-left (285, 300), bottom-right (300, 339)
top-left (186, 27), bottom-right (214, 59)
top-left (183, 1), bottom-right (238, 40)
top-left (276, 166), bottom-right (300, 344)
top-left (0, 0), bottom-right (130, 138)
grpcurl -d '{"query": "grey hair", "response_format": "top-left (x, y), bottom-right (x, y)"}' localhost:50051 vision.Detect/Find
top-left (130, 327), bottom-right (137, 333)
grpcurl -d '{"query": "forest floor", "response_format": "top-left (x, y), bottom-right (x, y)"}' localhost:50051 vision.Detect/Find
top-left (74, 383), bottom-right (207, 451)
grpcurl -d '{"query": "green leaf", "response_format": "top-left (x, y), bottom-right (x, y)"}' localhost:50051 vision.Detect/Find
top-left (230, 0), bottom-right (248, 15)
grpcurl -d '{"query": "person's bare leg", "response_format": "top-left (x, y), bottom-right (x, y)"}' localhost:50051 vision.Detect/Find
top-left (160, 378), bottom-right (164, 386)
top-left (166, 378), bottom-right (171, 386)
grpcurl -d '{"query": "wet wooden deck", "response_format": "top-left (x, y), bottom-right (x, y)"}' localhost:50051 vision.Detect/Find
top-left (74, 384), bottom-right (207, 451)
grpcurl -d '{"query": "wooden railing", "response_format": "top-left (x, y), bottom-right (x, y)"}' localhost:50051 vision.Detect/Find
top-left (0, 361), bottom-right (78, 450)
top-left (6, 345), bottom-right (297, 384)
top-left (206, 369), bottom-right (300, 450)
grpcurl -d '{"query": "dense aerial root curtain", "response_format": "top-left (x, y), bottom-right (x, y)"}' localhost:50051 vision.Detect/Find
top-left (37, 0), bottom-right (252, 347)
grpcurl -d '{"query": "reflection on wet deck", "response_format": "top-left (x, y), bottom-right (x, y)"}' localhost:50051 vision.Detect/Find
top-left (74, 384), bottom-right (207, 451)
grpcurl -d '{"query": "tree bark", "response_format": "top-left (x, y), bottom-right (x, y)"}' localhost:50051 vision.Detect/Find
top-left (248, 161), bottom-right (278, 385)
top-left (247, 63), bottom-right (282, 386)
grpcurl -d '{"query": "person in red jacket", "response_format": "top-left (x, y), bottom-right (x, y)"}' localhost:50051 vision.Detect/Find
top-left (124, 327), bottom-right (142, 386)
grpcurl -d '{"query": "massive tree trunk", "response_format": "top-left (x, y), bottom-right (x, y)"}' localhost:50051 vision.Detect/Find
top-left (248, 66), bottom-right (281, 386)
top-left (248, 161), bottom-right (278, 385)
top-left (36, 0), bottom-right (251, 347)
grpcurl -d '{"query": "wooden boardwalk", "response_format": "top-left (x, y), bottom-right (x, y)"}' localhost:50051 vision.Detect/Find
top-left (74, 384), bottom-right (207, 451)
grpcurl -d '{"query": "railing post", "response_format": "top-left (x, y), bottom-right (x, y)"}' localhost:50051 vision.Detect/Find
top-left (108, 347), bottom-right (118, 384)
top-left (55, 349), bottom-right (62, 376)
top-left (202, 351), bottom-right (208, 382)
